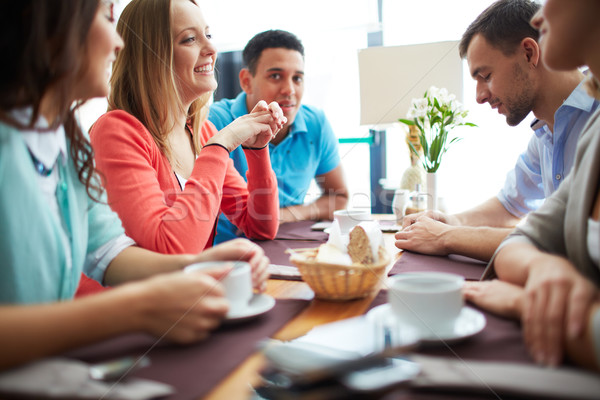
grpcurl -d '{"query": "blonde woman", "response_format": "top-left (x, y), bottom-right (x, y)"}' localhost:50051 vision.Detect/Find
top-left (91, 0), bottom-right (285, 275)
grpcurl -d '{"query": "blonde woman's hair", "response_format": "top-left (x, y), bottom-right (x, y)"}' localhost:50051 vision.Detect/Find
top-left (109, 0), bottom-right (210, 158)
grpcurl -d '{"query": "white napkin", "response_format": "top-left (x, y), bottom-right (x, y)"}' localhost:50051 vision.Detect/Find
top-left (316, 220), bottom-right (353, 265)
top-left (327, 219), bottom-right (347, 251)
top-left (262, 317), bottom-right (374, 375)
top-left (0, 358), bottom-right (174, 400)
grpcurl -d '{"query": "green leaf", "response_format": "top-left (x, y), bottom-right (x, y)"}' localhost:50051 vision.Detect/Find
top-left (407, 141), bottom-right (420, 158)
top-left (398, 118), bottom-right (415, 126)
top-left (419, 131), bottom-right (429, 157)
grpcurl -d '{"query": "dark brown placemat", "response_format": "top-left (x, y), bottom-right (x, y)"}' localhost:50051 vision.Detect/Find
top-left (389, 251), bottom-right (487, 281)
top-left (66, 298), bottom-right (309, 400)
top-left (275, 220), bottom-right (329, 241)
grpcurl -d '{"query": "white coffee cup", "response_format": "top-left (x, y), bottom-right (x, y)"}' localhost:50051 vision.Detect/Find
top-left (333, 209), bottom-right (372, 234)
top-left (184, 261), bottom-right (253, 316)
top-left (388, 272), bottom-right (464, 337)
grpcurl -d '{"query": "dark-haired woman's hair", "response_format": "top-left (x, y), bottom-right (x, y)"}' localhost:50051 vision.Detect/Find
top-left (0, 0), bottom-right (103, 201)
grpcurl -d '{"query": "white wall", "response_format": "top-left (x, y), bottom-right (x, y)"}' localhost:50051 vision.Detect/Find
top-left (80, 0), bottom-right (534, 214)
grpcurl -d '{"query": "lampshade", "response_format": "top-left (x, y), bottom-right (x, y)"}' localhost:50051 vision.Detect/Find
top-left (358, 40), bottom-right (463, 127)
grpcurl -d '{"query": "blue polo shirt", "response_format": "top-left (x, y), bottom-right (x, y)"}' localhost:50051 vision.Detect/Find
top-left (209, 92), bottom-right (341, 243)
top-left (498, 80), bottom-right (600, 217)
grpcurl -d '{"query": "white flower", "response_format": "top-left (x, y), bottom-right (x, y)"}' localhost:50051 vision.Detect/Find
top-left (427, 86), bottom-right (440, 100)
top-left (438, 87), bottom-right (449, 102)
top-left (453, 113), bottom-right (464, 126)
top-left (401, 85), bottom-right (476, 173)
top-left (407, 98), bottom-right (428, 119)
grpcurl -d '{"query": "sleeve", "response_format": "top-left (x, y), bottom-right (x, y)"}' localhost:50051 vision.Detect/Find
top-left (497, 135), bottom-right (545, 218)
top-left (315, 111), bottom-right (341, 176)
top-left (84, 234), bottom-right (135, 283)
top-left (91, 111), bottom-right (230, 254)
top-left (482, 173), bottom-right (570, 280)
top-left (201, 121), bottom-right (279, 240)
top-left (84, 190), bottom-right (127, 255)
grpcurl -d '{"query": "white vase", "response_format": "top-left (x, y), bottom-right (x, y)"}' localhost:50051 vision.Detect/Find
top-left (426, 172), bottom-right (438, 211)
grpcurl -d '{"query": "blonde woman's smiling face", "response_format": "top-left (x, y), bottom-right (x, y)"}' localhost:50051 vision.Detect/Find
top-left (171, 0), bottom-right (217, 104)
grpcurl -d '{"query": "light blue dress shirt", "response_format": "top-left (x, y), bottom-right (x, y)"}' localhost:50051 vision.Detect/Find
top-left (498, 81), bottom-right (600, 217)
top-left (209, 92), bottom-right (341, 243)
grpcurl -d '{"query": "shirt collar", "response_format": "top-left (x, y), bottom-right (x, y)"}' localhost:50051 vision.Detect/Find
top-left (232, 92), bottom-right (250, 119)
top-left (561, 79), bottom-right (597, 113)
top-left (530, 79), bottom-right (596, 140)
top-left (12, 107), bottom-right (67, 170)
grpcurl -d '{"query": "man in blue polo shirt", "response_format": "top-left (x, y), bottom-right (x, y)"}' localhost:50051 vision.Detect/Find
top-left (209, 30), bottom-right (348, 244)
top-left (395, 0), bottom-right (599, 261)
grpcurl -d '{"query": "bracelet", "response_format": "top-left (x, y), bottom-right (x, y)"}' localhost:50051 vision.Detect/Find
top-left (203, 143), bottom-right (230, 153)
top-left (241, 144), bottom-right (268, 150)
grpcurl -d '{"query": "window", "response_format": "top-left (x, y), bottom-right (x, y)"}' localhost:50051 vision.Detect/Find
top-left (79, 0), bottom-right (533, 213)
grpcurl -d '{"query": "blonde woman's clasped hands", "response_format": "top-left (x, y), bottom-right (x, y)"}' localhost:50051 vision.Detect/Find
top-left (207, 100), bottom-right (286, 152)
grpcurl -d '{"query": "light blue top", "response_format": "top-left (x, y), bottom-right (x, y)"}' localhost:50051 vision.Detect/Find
top-left (209, 92), bottom-right (341, 243)
top-left (498, 81), bottom-right (600, 217)
top-left (0, 120), bottom-right (126, 304)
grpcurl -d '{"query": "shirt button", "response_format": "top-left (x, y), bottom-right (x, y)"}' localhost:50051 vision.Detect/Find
top-left (555, 174), bottom-right (561, 180)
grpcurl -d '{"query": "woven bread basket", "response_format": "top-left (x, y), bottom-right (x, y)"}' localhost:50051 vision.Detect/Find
top-left (288, 246), bottom-right (390, 301)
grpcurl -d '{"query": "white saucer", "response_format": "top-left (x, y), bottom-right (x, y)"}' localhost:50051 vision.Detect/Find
top-left (366, 304), bottom-right (486, 345)
top-left (225, 293), bottom-right (275, 323)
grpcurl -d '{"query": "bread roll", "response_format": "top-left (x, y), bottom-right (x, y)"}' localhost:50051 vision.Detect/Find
top-left (347, 221), bottom-right (382, 264)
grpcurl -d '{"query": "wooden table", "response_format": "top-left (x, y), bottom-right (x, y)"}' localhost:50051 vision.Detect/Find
top-left (205, 226), bottom-right (402, 399)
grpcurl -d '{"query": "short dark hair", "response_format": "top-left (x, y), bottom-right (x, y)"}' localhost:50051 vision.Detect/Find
top-left (242, 30), bottom-right (304, 75)
top-left (459, 0), bottom-right (541, 58)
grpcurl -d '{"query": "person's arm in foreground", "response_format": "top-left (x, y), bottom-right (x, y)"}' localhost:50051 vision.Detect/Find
top-left (464, 243), bottom-right (600, 370)
top-left (395, 197), bottom-right (520, 261)
top-left (0, 239), bottom-right (270, 371)
top-left (104, 238), bottom-right (270, 290)
top-left (279, 165), bottom-right (348, 223)
top-left (0, 269), bottom-right (227, 371)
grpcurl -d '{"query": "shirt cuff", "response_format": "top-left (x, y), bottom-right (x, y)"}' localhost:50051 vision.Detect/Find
top-left (84, 234), bottom-right (136, 284)
top-left (203, 143), bottom-right (230, 153)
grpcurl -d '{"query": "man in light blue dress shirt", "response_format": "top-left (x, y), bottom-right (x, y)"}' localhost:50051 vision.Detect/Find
top-left (209, 30), bottom-right (348, 243)
top-left (395, 0), bottom-right (600, 261)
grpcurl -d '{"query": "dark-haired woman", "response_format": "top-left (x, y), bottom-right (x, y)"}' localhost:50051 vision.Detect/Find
top-left (0, 0), bottom-right (269, 371)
